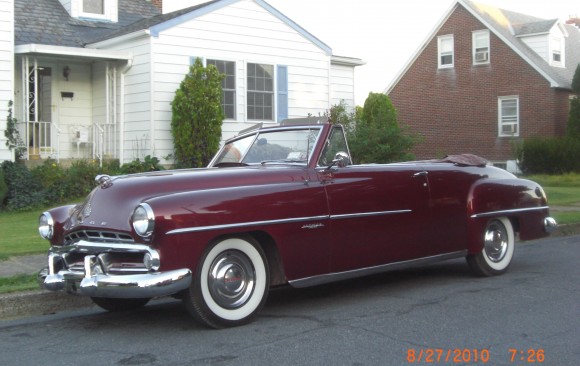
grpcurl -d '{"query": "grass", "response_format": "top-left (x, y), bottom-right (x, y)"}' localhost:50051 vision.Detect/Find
top-left (0, 209), bottom-right (50, 260)
top-left (0, 274), bottom-right (39, 294)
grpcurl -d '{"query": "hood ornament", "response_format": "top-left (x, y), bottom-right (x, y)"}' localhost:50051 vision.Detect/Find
top-left (95, 174), bottom-right (113, 189)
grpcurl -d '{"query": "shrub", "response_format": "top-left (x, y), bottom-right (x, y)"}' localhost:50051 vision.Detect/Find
top-left (120, 155), bottom-right (163, 174)
top-left (171, 58), bottom-right (224, 168)
top-left (516, 137), bottom-right (580, 174)
top-left (1, 161), bottom-right (45, 210)
top-left (0, 168), bottom-right (7, 209)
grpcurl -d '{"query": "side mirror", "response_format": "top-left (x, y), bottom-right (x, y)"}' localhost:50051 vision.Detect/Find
top-left (328, 151), bottom-right (350, 169)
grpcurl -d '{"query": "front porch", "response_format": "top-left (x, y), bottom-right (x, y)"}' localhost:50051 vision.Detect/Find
top-left (13, 45), bottom-right (132, 166)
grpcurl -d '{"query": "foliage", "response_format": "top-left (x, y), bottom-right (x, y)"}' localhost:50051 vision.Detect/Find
top-left (572, 63), bottom-right (580, 94)
top-left (1, 161), bottom-right (45, 210)
top-left (171, 58), bottom-right (224, 168)
top-left (4, 101), bottom-right (26, 160)
top-left (348, 93), bottom-right (417, 164)
top-left (120, 155), bottom-right (163, 174)
top-left (0, 168), bottom-right (7, 209)
top-left (569, 65), bottom-right (580, 138)
top-left (0, 157), bottom-right (162, 212)
top-left (515, 137), bottom-right (580, 174)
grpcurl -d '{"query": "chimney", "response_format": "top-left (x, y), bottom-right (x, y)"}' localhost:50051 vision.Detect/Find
top-left (150, 0), bottom-right (163, 11)
top-left (566, 16), bottom-right (580, 28)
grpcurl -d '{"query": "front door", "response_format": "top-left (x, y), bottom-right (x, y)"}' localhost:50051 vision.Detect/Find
top-left (27, 64), bottom-right (54, 157)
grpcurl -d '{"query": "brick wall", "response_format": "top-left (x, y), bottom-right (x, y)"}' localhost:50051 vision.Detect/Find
top-left (389, 4), bottom-right (569, 162)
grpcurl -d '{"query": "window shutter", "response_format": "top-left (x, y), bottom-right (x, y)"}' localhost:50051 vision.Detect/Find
top-left (277, 65), bottom-right (288, 122)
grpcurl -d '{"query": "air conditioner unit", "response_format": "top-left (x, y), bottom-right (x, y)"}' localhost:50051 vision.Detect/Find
top-left (503, 124), bottom-right (517, 134)
top-left (475, 51), bottom-right (488, 62)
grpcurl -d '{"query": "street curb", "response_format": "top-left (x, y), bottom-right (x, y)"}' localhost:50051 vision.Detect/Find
top-left (0, 290), bottom-right (94, 320)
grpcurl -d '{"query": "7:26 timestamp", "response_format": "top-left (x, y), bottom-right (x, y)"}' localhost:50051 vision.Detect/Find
top-left (508, 349), bottom-right (545, 363)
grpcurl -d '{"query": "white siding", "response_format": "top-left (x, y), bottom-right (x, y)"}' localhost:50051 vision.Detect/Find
top-left (99, 36), bottom-right (153, 162)
top-left (330, 64), bottom-right (356, 109)
top-left (150, 0), bottom-right (332, 160)
top-left (0, 0), bottom-right (13, 161)
top-left (520, 34), bottom-right (549, 62)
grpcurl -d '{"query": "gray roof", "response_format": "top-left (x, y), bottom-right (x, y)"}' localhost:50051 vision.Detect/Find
top-left (14, 0), bottom-right (161, 47)
top-left (461, 0), bottom-right (580, 89)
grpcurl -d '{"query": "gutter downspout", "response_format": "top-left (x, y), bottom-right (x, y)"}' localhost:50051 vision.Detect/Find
top-left (149, 36), bottom-right (155, 157)
top-left (120, 57), bottom-right (133, 164)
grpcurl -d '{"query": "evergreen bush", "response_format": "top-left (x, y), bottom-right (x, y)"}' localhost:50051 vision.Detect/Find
top-left (516, 137), bottom-right (580, 174)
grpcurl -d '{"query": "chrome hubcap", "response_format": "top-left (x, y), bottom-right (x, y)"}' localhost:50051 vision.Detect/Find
top-left (484, 221), bottom-right (508, 262)
top-left (208, 250), bottom-right (255, 309)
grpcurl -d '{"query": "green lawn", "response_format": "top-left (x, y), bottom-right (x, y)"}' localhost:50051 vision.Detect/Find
top-left (0, 209), bottom-right (49, 260)
top-left (0, 274), bottom-right (39, 294)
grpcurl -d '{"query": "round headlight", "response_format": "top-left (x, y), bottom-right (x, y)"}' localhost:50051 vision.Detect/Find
top-left (39, 212), bottom-right (54, 239)
top-left (132, 203), bottom-right (155, 237)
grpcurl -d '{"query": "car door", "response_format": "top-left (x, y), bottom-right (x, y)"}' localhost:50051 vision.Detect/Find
top-left (316, 127), bottom-right (433, 273)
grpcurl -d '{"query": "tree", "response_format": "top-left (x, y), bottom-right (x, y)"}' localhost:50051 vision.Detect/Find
top-left (171, 58), bottom-right (224, 167)
top-left (348, 93), bottom-right (417, 164)
top-left (567, 64), bottom-right (580, 139)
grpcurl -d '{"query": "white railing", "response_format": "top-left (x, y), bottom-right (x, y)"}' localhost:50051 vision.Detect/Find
top-left (93, 122), bottom-right (116, 167)
top-left (18, 121), bottom-right (61, 162)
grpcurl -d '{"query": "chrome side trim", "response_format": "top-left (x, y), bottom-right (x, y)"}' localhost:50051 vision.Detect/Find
top-left (166, 215), bottom-right (330, 235)
top-left (166, 209), bottom-right (413, 235)
top-left (470, 206), bottom-right (549, 219)
top-left (330, 209), bottom-right (412, 220)
top-left (288, 250), bottom-right (468, 288)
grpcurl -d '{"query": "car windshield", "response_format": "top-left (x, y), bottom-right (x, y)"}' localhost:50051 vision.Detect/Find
top-left (212, 127), bottom-right (322, 166)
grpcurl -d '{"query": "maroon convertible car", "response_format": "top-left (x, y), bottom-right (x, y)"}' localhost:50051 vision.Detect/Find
top-left (38, 121), bottom-right (557, 328)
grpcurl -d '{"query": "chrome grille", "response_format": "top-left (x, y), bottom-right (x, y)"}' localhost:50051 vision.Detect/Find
top-left (65, 230), bottom-right (134, 245)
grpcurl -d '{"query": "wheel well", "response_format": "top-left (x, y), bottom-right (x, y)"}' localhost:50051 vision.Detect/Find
top-left (249, 231), bottom-right (286, 286)
top-left (210, 231), bottom-right (286, 287)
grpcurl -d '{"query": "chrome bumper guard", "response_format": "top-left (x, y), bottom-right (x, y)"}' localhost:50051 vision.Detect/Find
top-left (544, 217), bottom-right (557, 233)
top-left (39, 240), bottom-right (192, 299)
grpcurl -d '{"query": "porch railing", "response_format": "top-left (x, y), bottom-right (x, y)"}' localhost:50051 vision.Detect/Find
top-left (93, 122), bottom-right (116, 167)
top-left (18, 121), bottom-right (61, 162)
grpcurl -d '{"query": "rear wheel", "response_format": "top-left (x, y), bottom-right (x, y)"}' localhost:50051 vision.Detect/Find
top-left (467, 217), bottom-right (515, 276)
top-left (183, 236), bottom-right (269, 328)
top-left (91, 297), bottom-right (150, 312)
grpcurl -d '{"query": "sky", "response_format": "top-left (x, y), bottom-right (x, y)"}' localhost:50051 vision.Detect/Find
top-left (266, 0), bottom-right (579, 106)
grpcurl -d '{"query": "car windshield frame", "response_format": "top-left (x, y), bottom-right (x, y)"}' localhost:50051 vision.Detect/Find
top-left (209, 126), bottom-right (324, 167)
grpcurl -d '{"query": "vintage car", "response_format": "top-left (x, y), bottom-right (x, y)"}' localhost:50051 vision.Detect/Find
top-left (38, 121), bottom-right (557, 328)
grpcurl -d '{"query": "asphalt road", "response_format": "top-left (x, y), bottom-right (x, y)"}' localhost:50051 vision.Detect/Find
top-left (1, 235), bottom-right (578, 366)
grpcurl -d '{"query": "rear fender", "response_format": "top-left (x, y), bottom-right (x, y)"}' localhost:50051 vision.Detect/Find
top-left (466, 178), bottom-right (549, 253)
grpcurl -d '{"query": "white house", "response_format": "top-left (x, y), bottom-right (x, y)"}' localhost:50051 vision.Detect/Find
top-left (1, 0), bottom-right (363, 165)
top-left (0, 0), bottom-right (14, 162)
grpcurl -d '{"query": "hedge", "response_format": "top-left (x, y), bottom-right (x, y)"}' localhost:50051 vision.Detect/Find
top-left (516, 137), bottom-right (580, 174)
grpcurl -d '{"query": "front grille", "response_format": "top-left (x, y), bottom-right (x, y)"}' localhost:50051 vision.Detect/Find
top-left (65, 230), bottom-right (134, 245)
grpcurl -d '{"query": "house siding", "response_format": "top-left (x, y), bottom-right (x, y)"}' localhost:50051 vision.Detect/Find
top-left (388, 4), bottom-right (568, 162)
top-left (331, 63), bottom-right (356, 108)
top-left (147, 0), bottom-right (332, 162)
top-left (0, 0), bottom-right (13, 161)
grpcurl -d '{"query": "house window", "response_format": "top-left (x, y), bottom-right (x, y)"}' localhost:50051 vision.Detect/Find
top-left (550, 36), bottom-right (564, 66)
top-left (247, 63), bottom-right (274, 120)
top-left (83, 0), bottom-right (104, 15)
top-left (207, 60), bottom-right (236, 119)
top-left (472, 30), bottom-right (490, 64)
top-left (498, 96), bottom-right (519, 137)
top-left (437, 35), bottom-right (454, 68)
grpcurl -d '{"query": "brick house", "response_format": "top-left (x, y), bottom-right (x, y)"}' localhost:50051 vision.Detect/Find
top-left (386, 0), bottom-right (580, 172)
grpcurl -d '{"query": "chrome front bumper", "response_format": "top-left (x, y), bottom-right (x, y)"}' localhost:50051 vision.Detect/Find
top-left (39, 240), bottom-right (192, 299)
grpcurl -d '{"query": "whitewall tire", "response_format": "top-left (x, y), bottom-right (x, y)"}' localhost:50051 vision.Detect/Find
top-left (467, 217), bottom-right (515, 276)
top-left (184, 236), bottom-right (269, 328)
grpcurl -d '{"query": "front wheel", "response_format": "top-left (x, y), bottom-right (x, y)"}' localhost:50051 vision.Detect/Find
top-left (467, 217), bottom-right (515, 276)
top-left (183, 236), bottom-right (269, 328)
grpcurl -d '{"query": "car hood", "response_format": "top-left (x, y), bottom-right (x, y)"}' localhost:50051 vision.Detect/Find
top-left (63, 166), bottom-right (307, 235)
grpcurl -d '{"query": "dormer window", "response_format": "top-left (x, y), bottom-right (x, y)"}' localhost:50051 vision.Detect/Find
top-left (83, 0), bottom-right (104, 15)
top-left (550, 36), bottom-right (564, 67)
